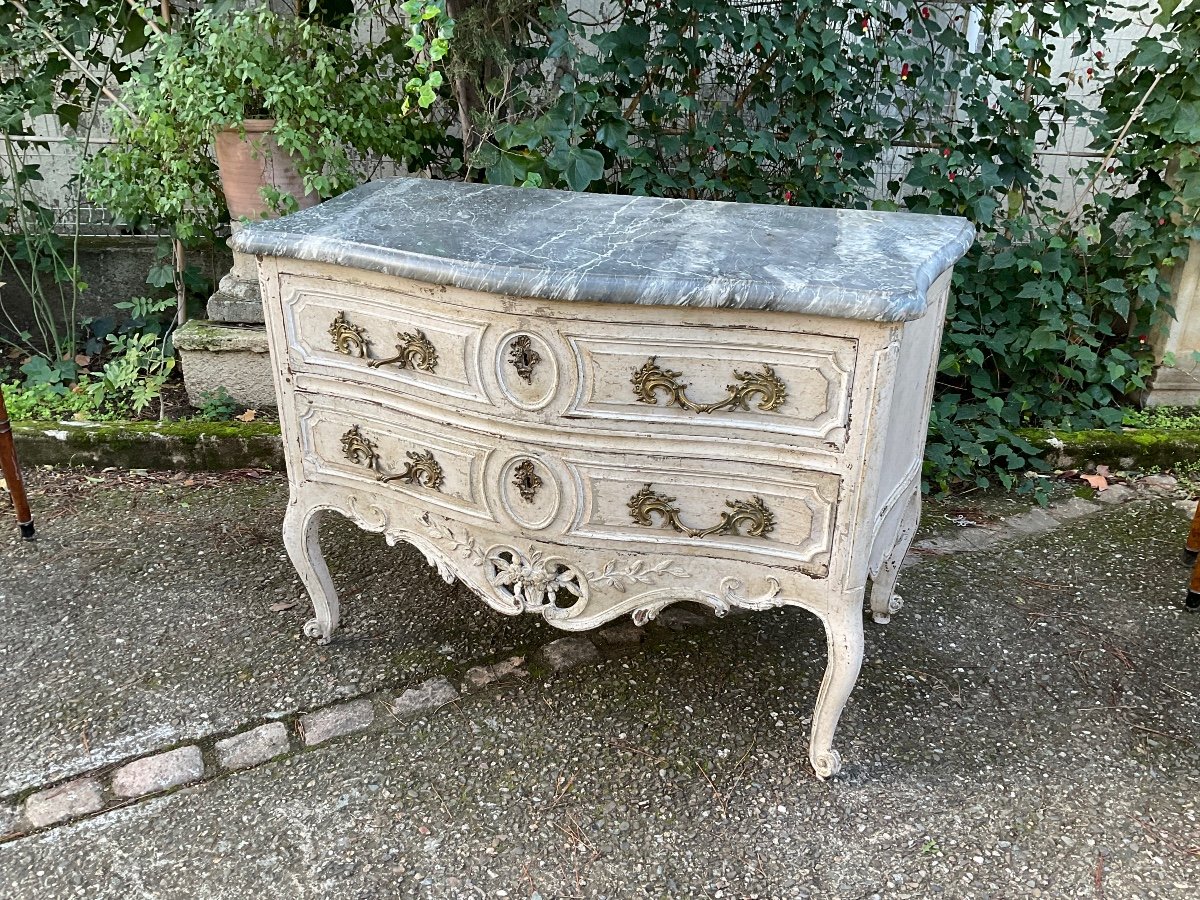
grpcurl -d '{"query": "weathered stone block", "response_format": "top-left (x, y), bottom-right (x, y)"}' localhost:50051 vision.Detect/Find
top-left (463, 656), bottom-right (526, 690)
top-left (300, 700), bottom-right (375, 746)
top-left (655, 606), bottom-right (710, 631)
top-left (393, 677), bottom-right (459, 717)
top-left (596, 621), bottom-right (645, 647)
top-left (174, 319), bottom-right (277, 410)
top-left (112, 746), bottom-right (204, 798)
top-left (0, 801), bottom-right (19, 835)
top-left (23, 778), bottom-right (104, 827)
top-left (539, 636), bottom-right (601, 672)
top-left (215, 722), bottom-right (290, 771)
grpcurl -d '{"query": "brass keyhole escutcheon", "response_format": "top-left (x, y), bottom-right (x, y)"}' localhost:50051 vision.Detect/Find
top-left (512, 459), bottom-right (543, 502)
top-left (507, 335), bottom-right (541, 384)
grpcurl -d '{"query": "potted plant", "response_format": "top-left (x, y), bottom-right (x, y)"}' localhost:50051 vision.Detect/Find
top-left (85, 3), bottom-right (455, 240)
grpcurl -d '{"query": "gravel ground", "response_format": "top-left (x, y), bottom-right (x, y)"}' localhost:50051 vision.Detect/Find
top-left (1, 470), bottom-right (1198, 898)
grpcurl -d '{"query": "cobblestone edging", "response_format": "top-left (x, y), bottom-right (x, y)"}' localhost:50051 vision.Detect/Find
top-left (0, 484), bottom-right (1190, 843)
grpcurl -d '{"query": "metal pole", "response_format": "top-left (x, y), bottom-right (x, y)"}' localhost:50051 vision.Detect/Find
top-left (0, 390), bottom-right (35, 540)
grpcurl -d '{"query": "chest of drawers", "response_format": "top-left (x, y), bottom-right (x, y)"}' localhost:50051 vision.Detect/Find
top-left (234, 178), bottom-right (973, 778)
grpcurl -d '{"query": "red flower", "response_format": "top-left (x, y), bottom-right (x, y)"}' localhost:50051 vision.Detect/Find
top-left (1086, 67), bottom-right (1094, 76)
top-left (784, 190), bottom-right (794, 203)
top-left (862, 17), bottom-right (870, 30)
top-left (921, 6), bottom-right (930, 18)
top-left (901, 63), bottom-right (910, 78)
top-left (1096, 50), bottom-right (1104, 59)
top-left (943, 148), bottom-right (951, 158)
top-left (948, 171), bottom-right (956, 182)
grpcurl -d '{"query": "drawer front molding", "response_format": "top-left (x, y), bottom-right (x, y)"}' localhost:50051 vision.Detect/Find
top-left (283, 278), bottom-right (487, 403)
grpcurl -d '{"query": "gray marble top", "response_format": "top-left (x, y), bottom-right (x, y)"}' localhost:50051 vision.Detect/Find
top-left (232, 178), bottom-right (974, 322)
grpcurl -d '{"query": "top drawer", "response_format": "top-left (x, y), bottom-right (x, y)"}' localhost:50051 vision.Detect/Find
top-left (561, 328), bottom-right (854, 451)
top-left (277, 271), bottom-right (857, 454)
top-left (281, 276), bottom-right (489, 405)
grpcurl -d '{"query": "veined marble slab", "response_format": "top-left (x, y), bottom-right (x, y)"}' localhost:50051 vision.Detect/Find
top-left (232, 178), bottom-right (974, 323)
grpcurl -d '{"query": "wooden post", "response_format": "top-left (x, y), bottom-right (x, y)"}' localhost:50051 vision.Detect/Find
top-left (0, 389), bottom-right (34, 539)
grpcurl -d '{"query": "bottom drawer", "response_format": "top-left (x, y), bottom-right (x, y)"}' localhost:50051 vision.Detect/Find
top-left (292, 389), bottom-right (838, 576)
top-left (561, 453), bottom-right (838, 578)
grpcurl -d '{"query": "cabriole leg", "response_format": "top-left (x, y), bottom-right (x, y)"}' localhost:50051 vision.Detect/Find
top-left (870, 489), bottom-right (920, 625)
top-left (283, 502), bottom-right (340, 643)
top-left (809, 599), bottom-right (865, 780)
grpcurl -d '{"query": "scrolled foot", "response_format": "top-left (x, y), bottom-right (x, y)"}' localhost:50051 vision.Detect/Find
top-left (303, 617), bottom-right (332, 644)
top-left (811, 748), bottom-right (842, 780)
top-left (871, 593), bottom-right (903, 625)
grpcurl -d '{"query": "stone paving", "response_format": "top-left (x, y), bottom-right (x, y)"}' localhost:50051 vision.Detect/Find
top-left (0, 468), bottom-right (1197, 898)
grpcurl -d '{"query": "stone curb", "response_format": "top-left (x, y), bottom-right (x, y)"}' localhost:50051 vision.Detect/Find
top-left (11, 420), bottom-right (284, 472)
top-left (0, 490), bottom-right (1188, 843)
top-left (9, 422), bottom-right (1200, 476)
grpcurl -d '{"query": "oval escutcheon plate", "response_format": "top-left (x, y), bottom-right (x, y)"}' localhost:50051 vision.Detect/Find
top-left (494, 330), bottom-right (559, 411)
top-left (496, 454), bottom-right (561, 531)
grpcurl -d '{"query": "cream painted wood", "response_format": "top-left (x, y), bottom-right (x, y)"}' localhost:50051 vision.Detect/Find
top-left (253, 250), bottom-right (956, 780)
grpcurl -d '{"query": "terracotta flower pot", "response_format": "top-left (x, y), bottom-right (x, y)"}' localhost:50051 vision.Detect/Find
top-left (213, 119), bottom-right (320, 221)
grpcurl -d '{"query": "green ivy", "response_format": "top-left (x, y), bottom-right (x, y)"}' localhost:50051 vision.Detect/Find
top-left (83, 3), bottom-right (456, 241)
top-left (451, 0), bottom-right (1200, 494)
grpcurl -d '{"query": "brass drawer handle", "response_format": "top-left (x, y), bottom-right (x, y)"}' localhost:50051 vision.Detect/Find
top-left (327, 313), bottom-right (438, 373)
top-left (329, 311), bottom-right (369, 357)
top-left (631, 357), bottom-right (787, 413)
top-left (628, 485), bottom-right (775, 539)
top-left (340, 426), bottom-right (444, 491)
top-left (368, 329), bottom-right (438, 373)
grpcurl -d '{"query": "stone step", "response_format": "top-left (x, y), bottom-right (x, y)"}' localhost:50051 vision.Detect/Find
top-left (174, 319), bottom-right (276, 410)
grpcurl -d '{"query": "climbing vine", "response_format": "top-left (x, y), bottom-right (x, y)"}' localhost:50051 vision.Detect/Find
top-left (450, 0), bottom-right (1200, 494)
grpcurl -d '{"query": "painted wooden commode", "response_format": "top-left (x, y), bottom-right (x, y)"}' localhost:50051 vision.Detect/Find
top-left (233, 178), bottom-right (974, 778)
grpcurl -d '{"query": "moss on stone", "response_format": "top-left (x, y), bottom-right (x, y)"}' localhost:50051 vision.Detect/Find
top-left (11, 420), bottom-right (284, 472)
top-left (1019, 427), bottom-right (1200, 471)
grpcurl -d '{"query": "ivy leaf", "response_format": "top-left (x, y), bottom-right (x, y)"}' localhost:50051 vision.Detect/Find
top-left (562, 147), bottom-right (605, 191)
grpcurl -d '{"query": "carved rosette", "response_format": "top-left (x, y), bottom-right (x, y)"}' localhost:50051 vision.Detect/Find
top-left (485, 546), bottom-right (589, 620)
top-left (414, 513), bottom-right (785, 629)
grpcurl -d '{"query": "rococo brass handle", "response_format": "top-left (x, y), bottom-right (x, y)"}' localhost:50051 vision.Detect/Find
top-left (327, 313), bottom-right (438, 373)
top-left (340, 426), bottom-right (445, 491)
top-left (630, 357), bottom-right (787, 413)
top-left (329, 311), bottom-right (369, 357)
top-left (627, 485), bottom-right (775, 539)
top-left (368, 329), bottom-right (438, 373)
